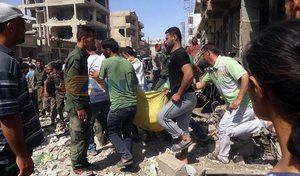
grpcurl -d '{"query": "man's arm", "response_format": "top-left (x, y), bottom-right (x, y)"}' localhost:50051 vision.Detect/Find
top-left (194, 80), bottom-right (208, 90)
top-left (229, 73), bottom-right (249, 109)
top-left (33, 71), bottom-right (37, 90)
top-left (172, 64), bottom-right (193, 102)
top-left (0, 115), bottom-right (34, 176)
top-left (43, 78), bottom-right (49, 97)
top-left (65, 57), bottom-right (88, 121)
top-left (93, 76), bottom-right (105, 89)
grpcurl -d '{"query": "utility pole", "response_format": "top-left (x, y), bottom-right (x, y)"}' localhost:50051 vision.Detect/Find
top-left (181, 22), bottom-right (186, 47)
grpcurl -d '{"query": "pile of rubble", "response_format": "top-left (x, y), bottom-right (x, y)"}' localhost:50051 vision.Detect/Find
top-left (31, 105), bottom-right (278, 176)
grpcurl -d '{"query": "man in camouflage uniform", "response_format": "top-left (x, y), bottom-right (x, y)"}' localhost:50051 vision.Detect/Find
top-left (34, 59), bottom-right (45, 115)
top-left (64, 26), bottom-right (96, 176)
top-left (42, 64), bottom-right (55, 121)
top-left (46, 62), bottom-right (66, 132)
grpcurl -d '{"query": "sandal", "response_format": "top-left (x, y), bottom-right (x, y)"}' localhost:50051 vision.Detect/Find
top-left (117, 158), bottom-right (134, 167)
top-left (171, 140), bottom-right (192, 152)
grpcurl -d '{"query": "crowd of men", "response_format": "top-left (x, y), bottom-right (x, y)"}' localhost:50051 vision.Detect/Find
top-left (1, 1), bottom-right (300, 176)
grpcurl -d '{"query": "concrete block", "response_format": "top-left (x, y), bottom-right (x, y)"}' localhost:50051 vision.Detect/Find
top-left (156, 153), bottom-right (188, 176)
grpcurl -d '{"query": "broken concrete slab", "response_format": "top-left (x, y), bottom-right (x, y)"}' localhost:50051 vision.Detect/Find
top-left (156, 153), bottom-right (188, 176)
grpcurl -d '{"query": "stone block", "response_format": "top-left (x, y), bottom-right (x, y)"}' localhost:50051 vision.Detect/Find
top-left (156, 153), bottom-right (188, 176)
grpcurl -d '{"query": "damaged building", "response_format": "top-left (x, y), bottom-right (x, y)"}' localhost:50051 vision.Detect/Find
top-left (20, 0), bottom-right (110, 63)
top-left (110, 11), bottom-right (148, 57)
top-left (195, 0), bottom-right (286, 60)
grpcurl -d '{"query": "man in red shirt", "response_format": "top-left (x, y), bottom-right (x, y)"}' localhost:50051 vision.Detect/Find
top-left (186, 36), bottom-right (201, 59)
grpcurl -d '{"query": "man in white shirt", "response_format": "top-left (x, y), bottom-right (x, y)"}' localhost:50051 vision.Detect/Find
top-left (151, 44), bottom-right (163, 90)
top-left (121, 46), bottom-right (147, 91)
top-left (87, 45), bottom-right (110, 155)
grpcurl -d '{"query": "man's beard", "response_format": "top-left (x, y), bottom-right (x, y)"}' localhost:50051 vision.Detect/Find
top-left (103, 52), bottom-right (110, 58)
top-left (15, 37), bottom-right (25, 45)
top-left (86, 45), bottom-right (95, 52)
top-left (166, 42), bottom-right (174, 54)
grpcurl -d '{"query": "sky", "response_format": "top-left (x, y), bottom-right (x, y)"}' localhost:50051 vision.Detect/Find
top-left (6, 0), bottom-right (191, 41)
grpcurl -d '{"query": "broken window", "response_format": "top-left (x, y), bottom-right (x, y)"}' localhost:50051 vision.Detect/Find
top-left (119, 29), bottom-right (125, 37)
top-left (188, 16), bottom-right (193, 24)
top-left (52, 26), bottom-right (72, 40)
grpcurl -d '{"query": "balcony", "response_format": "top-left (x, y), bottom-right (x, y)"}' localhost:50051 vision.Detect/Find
top-left (139, 31), bottom-right (144, 37)
top-left (88, 0), bottom-right (109, 14)
top-left (138, 21), bottom-right (144, 28)
top-left (125, 23), bottom-right (136, 30)
top-left (24, 0), bottom-right (44, 4)
top-left (139, 40), bottom-right (145, 46)
top-left (206, 0), bottom-right (239, 19)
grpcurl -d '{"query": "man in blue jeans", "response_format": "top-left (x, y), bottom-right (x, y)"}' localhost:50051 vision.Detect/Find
top-left (90, 38), bottom-right (138, 167)
top-left (87, 45), bottom-right (110, 155)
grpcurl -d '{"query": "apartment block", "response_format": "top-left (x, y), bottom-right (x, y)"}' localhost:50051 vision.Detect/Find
top-left (195, 0), bottom-right (285, 59)
top-left (20, 0), bottom-right (110, 63)
top-left (110, 11), bottom-right (146, 56)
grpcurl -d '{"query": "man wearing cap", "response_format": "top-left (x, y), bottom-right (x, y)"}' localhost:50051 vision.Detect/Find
top-left (0, 3), bottom-right (44, 176)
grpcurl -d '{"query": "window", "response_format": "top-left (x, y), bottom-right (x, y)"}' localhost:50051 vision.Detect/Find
top-left (119, 29), bottom-right (125, 37)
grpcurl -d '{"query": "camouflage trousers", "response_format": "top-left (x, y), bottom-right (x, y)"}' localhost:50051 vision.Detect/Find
top-left (55, 92), bottom-right (65, 120)
top-left (37, 88), bottom-right (43, 113)
top-left (69, 108), bottom-right (91, 169)
top-left (43, 96), bottom-right (56, 123)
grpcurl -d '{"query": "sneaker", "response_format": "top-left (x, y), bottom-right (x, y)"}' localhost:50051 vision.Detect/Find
top-left (85, 162), bottom-right (99, 171)
top-left (207, 153), bottom-right (229, 164)
top-left (71, 168), bottom-right (95, 176)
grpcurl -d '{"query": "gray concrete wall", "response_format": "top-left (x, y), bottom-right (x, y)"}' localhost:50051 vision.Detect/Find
top-left (239, 0), bottom-right (260, 59)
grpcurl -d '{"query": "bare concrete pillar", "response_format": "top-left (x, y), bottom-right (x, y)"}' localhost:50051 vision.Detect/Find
top-left (93, 8), bottom-right (96, 22)
top-left (73, 4), bottom-right (77, 19)
top-left (46, 6), bottom-right (49, 21)
top-left (43, 7), bottom-right (47, 23)
top-left (72, 26), bottom-right (77, 42)
top-left (46, 26), bottom-right (50, 47)
top-left (239, 0), bottom-right (260, 59)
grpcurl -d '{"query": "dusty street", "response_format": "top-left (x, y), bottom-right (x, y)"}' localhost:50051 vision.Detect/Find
top-left (32, 107), bottom-right (276, 176)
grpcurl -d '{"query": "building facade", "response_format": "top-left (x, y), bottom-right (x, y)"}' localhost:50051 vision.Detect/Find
top-left (20, 0), bottom-right (110, 63)
top-left (187, 12), bottom-right (201, 45)
top-left (110, 11), bottom-right (146, 55)
top-left (195, 0), bottom-right (285, 60)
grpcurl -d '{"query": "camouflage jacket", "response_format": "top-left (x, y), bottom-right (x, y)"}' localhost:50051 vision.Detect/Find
top-left (47, 70), bottom-right (65, 94)
top-left (64, 46), bottom-right (89, 111)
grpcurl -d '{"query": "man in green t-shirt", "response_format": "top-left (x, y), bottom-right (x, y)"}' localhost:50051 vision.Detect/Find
top-left (90, 38), bottom-right (138, 167)
top-left (194, 44), bottom-right (265, 164)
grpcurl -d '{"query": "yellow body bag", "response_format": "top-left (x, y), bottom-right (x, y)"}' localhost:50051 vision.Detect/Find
top-left (134, 90), bottom-right (168, 132)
